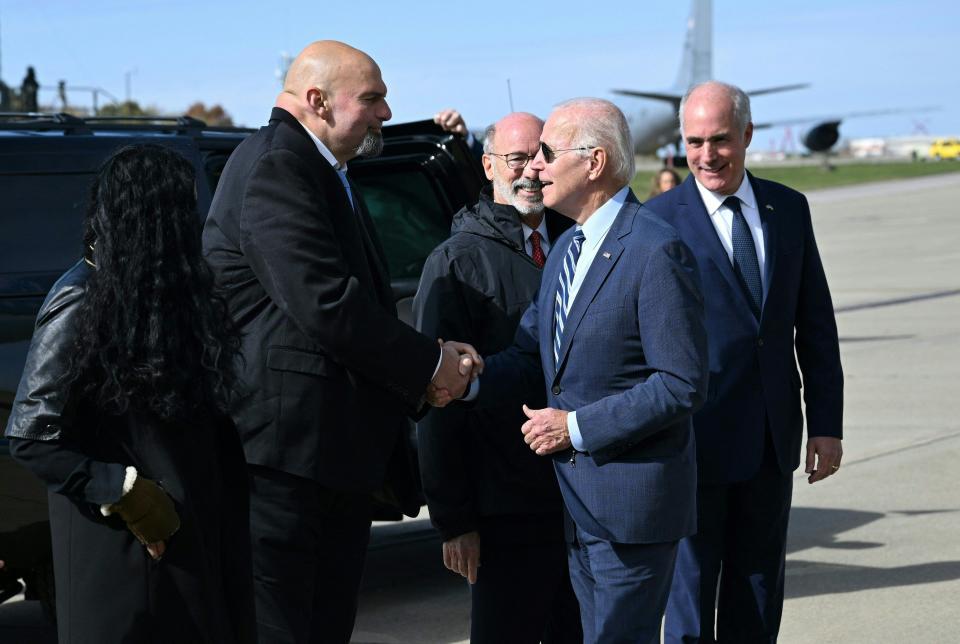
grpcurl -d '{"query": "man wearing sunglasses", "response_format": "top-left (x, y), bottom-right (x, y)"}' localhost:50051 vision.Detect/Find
top-left (462, 98), bottom-right (709, 643)
top-left (414, 112), bottom-right (580, 644)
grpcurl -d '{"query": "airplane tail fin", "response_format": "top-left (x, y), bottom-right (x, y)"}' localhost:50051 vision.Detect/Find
top-left (611, 0), bottom-right (711, 106)
top-left (674, 0), bottom-right (712, 89)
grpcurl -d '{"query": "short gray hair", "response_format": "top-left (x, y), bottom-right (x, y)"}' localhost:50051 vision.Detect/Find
top-left (678, 81), bottom-right (752, 135)
top-left (482, 123), bottom-right (497, 154)
top-left (554, 98), bottom-right (635, 185)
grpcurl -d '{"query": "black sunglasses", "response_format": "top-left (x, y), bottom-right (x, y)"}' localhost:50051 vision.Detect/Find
top-left (539, 141), bottom-right (591, 163)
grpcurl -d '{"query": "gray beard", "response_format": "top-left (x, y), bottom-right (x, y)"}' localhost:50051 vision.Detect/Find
top-left (493, 175), bottom-right (545, 216)
top-left (355, 130), bottom-right (384, 158)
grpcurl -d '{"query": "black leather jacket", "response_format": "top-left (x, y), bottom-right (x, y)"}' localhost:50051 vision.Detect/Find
top-left (4, 260), bottom-right (89, 442)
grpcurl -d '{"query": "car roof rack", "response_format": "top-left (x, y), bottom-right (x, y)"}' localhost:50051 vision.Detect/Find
top-left (0, 112), bottom-right (253, 136)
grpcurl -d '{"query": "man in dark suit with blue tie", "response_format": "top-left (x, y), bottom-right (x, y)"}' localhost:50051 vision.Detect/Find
top-left (646, 81), bottom-right (845, 643)
top-left (204, 41), bottom-right (480, 643)
top-left (466, 98), bottom-right (709, 643)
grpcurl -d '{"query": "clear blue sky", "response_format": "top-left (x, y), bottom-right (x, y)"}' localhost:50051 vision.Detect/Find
top-left (2, 0), bottom-right (957, 151)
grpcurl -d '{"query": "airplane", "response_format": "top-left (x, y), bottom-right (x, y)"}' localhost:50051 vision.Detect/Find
top-left (611, 0), bottom-right (932, 156)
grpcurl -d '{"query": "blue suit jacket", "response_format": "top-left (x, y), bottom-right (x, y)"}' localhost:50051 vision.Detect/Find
top-left (482, 190), bottom-right (709, 544)
top-left (646, 173), bottom-right (843, 485)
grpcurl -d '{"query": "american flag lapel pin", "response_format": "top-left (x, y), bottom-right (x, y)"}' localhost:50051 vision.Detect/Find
top-left (602, 251), bottom-right (612, 259)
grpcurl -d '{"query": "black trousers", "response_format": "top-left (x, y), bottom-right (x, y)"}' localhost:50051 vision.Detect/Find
top-left (665, 434), bottom-right (794, 644)
top-left (248, 465), bottom-right (373, 644)
top-left (469, 516), bottom-right (582, 644)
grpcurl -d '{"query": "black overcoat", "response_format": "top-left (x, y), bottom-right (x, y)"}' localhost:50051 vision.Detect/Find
top-left (5, 262), bottom-right (256, 643)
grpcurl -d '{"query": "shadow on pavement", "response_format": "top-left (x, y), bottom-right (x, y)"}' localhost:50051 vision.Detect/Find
top-left (788, 507), bottom-right (886, 554)
top-left (786, 560), bottom-right (960, 598)
top-left (786, 506), bottom-right (960, 598)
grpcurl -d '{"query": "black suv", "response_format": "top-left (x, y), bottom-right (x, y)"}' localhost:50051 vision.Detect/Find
top-left (0, 112), bottom-right (484, 621)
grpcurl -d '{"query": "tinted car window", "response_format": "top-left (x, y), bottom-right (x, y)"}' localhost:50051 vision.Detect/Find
top-left (355, 167), bottom-right (451, 280)
top-left (0, 173), bottom-right (92, 276)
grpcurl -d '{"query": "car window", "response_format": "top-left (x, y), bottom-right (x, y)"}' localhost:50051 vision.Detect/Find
top-left (0, 173), bottom-right (93, 276)
top-left (354, 167), bottom-right (451, 281)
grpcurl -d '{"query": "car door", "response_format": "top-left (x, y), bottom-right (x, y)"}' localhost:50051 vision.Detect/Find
top-left (349, 120), bottom-right (485, 326)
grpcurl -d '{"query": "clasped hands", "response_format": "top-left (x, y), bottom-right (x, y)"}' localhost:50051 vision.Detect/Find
top-left (427, 339), bottom-right (483, 407)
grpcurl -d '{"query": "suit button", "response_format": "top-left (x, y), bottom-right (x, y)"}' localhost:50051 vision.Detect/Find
top-left (551, 385), bottom-right (561, 395)
top-left (757, 338), bottom-right (764, 347)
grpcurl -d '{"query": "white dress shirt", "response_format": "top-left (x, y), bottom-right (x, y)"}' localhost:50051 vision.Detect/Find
top-left (564, 186), bottom-right (631, 451)
top-left (694, 174), bottom-right (767, 293)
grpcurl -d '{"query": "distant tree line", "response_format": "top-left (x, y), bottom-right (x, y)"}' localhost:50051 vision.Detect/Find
top-left (1, 66), bottom-right (234, 126)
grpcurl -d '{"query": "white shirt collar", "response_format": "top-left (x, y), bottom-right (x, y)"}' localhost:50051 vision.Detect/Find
top-left (580, 185), bottom-right (630, 249)
top-left (694, 173), bottom-right (756, 215)
top-left (298, 119), bottom-right (346, 171)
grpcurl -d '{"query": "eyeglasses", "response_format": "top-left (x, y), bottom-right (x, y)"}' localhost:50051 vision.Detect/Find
top-left (539, 141), bottom-right (591, 163)
top-left (486, 152), bottom-right (536, 170)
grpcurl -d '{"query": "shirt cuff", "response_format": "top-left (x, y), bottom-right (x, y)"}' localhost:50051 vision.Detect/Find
top-left (101, 466), bottom-right (138, 516)
top-left (460, 378), bottom-right (479, 402)
top-left (465, 131), bottom-right (476, 148)
top-left (567, 411), bottom-right (585, 451)
top-left (431, 347), bottom-right (443, 381)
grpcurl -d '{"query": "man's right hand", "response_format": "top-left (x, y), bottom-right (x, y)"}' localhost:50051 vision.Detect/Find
top-left (430, 340), bottom-right (482, 406)
top-left (442, 531), bottom-right (480, 584)
top-left (433, 109), bottom-right (468, 137)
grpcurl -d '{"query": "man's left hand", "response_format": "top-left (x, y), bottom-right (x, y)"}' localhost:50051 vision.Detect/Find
top-left (805, 436), bottom-right (843, 484)
top-left (521, 405), bottom-right (570, 455)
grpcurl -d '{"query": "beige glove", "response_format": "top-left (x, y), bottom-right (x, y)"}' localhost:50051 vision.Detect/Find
top-left (104, 471), bottom-right (180, 545)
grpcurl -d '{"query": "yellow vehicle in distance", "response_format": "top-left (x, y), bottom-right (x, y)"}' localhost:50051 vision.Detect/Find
top-left (929, 138), bottom-right (960, 160)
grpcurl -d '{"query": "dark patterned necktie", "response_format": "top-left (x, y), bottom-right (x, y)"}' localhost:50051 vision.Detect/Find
top-left (726, 196), bottom-right (762, 318)
top-left (529, 230), bottom-right (546, 268)
top-left (553, 228), bottom-right (586, 365)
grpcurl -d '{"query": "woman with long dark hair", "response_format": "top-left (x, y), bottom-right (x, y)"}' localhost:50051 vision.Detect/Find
top-left (4, 144), bottom-right (256, 643)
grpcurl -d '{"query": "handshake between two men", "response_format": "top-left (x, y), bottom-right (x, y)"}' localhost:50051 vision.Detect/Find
top-left (427, 344), bottom-right (570, 457)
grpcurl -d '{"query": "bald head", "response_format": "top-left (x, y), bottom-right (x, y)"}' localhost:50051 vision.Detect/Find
top-left (276, 40), bottom-right (392, 164)
top-left (282, 40), bottom-right (378, 98)
top-left (483, 112), bottom-right (544, 154)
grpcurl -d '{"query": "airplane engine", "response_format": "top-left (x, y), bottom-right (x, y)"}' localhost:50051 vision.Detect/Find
top-left (802, 121), bottom-right (842, 152)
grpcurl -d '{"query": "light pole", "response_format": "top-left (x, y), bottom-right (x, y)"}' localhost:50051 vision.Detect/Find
top-left (124, 68), bottom-right (137, 103)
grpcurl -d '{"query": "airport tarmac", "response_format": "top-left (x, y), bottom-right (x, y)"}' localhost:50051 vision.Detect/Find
top-left (351, 171), bottom-right (960, 643)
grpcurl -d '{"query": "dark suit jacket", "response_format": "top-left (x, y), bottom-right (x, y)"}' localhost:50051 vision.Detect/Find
top-left (202, 108), bottom-right (438, 513)
top-left (482, 190), bottom-right (709, 544)
top-left (646, 173), bottom-right (843, 485)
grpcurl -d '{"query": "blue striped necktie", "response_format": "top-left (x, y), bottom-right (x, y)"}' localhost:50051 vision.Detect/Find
top-left (554, 228), bottom-right (586, 365)
top-left (337, 168), bottom-right (356, 212)
top-left (726, 196), bottom-right (762, 318)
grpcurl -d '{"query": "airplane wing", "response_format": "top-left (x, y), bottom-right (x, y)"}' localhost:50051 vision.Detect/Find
top-left (744, 83), bottom-right (810, 97)
top-left (613, 83), bottom-right (810, 105)
top-left (611, 89), bottom-right (683, 104)
top-left (754, 106), bottom-right (939, 129)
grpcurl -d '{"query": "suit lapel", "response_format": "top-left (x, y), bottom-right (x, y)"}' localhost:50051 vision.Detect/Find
top-left (748, 172), bottom-right (778, 312)
top-left (553, 198), bottom-right (636, 375)
top-left (678, 176), bottom-right (761, 325)
top-left (348, 177), bottom-right (394, 307)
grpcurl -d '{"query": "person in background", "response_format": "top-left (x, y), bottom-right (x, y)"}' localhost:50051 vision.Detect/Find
top-left (415, 111), bottom-right (580, 644)
top-left (649, 167), bottom-right (682, 199)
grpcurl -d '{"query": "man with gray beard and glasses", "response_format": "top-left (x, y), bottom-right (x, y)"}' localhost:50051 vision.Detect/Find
top-left (203, 40), bottom-right (481, 643)
top-left (414, 112), bottom-right (581, 644)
